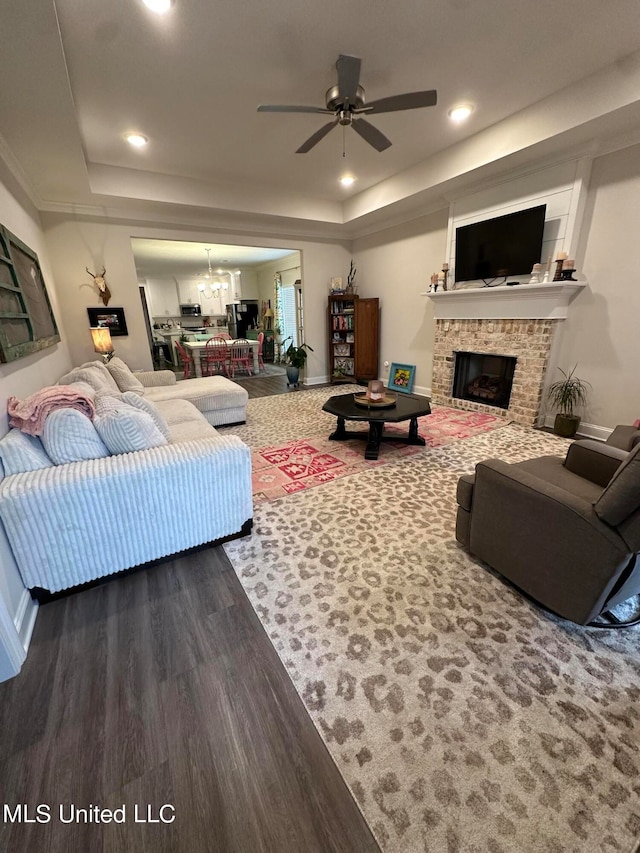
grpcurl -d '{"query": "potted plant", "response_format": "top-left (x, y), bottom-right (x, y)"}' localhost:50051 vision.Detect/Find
top-left (546, 365), bottom-right (591, 438)
top-left (274, 325), bottom-right (283, 344)
top-left (282, 337), bottom-right (313, 387)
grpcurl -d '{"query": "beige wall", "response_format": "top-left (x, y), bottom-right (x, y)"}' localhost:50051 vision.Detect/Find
top-left (40, 213), bottom-right (350, 383)
top-left (352, 210), bottom-right (448, 394)
top-left (556, 144), bottom-right (640, 430)
top-left (0, 166), bottom-right (72, 650)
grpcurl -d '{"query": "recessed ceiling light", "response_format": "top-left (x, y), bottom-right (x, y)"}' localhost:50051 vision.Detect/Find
top-left (125, 133), bottom-right (148, 148)
top-left (142, 0), bottom-right (174, 14)
top-left (448, 104), bottom-right (474, 123)
top-left (340, 175), bottom-right (356, 187)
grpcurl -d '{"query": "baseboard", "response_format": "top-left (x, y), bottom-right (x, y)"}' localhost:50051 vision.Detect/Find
top-left (542, 415), bottom-right (612, 441)
top-left (14, 590), bottom-right (38, 653)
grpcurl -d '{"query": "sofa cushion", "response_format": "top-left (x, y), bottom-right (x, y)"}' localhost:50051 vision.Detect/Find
top-left (0, 429), bottom-right (55, 475)
top-left (144, 376), bottom-right (248, 426)
top-left (42, 409), bottom-right (110, 464)
top-left (595, 442), bottom-right (640, 526)
top-left (106, 357), bottom-right (145, 394)
top-left (94, 399), bottom-right (167, 455)
top-left (121, 392), bottom-right (171, 440)
top-left (58, 361), bottom-right (120, 395)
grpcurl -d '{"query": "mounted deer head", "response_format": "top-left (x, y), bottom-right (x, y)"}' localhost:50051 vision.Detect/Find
top-left (86, 266), bottom-right (111, 306)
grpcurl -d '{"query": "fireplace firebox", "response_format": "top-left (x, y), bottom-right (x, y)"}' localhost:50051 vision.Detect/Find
top-left (453, 351), bottom-right (517, 410)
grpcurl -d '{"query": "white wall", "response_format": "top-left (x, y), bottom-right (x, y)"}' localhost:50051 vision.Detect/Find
top-left (352, 210), bottom-right (448, 394)
top-left (0, 165), bottom-right (72, 676)
top-left (40, 214), bottom-right (350, 384)
top-left (556, 143), bottom-right (640, 429)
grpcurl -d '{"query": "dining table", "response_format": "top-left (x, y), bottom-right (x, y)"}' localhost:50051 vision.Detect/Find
top-left (183, 339), bottom-right (260, 378)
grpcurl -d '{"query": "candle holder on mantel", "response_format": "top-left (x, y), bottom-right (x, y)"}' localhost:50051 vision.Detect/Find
top-left (553, 258), bottom-right (565, 281)
top-left (442, 267), bottom-right (449, 291)
top-left (561, 269), bottom-right (577, 281)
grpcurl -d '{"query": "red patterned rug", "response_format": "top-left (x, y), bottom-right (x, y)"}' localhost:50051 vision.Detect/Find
top-left (251, 407), bottom-right (502, 504)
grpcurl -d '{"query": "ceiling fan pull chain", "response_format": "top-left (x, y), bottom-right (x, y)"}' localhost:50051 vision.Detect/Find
top-left (342, 125), bottom-right (346, 157)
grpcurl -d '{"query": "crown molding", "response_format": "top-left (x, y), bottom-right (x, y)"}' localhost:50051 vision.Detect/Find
top-left (0, 131), bottom-right (43, 210)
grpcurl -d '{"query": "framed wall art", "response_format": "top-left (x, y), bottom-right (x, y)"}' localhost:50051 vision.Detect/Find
top-left (388, 362), bottom-right (416, 394)
top-left (0, 224), bottom-right (60, 363)
top-left (87, 307), bottom-right (128, 336)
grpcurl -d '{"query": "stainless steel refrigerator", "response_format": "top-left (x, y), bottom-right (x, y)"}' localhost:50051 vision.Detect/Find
top-left (226, 301), bottom-right (259, 338)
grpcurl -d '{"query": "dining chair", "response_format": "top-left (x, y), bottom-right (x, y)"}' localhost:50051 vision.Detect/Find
top-left (174, 339), bottom-right (195, 379)
top-left (201, 336), bottom-right (229, 377)
top-left (228, 338), bottom-right (253, 378)
top-left (217, 332), bottom-right (232, 340)
top-left (257, 332), bottom-right (266, 372)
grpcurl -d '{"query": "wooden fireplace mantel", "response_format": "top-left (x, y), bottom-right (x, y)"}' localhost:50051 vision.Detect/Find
top-left (425, 280), bottom-right (586, 321)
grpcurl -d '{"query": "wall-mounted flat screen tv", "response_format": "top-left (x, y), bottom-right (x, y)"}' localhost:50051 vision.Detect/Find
top-left (454, 204), bottom-right (546, 283)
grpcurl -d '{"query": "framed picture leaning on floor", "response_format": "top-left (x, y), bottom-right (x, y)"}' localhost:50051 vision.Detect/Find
top-left (387, 362), bottom-right (415, 394)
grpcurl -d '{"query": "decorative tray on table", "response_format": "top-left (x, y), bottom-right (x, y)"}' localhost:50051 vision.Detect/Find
top-left (353, 391), bottom-right (397, 409)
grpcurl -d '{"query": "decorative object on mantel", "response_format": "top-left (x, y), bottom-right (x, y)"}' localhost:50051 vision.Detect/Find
top-left (553, 251), bottom-right (568, 281)
top-left (561, 259), bottom-right (577, 281)
top-left (441, 262), bottom-right (450, 291)
top-left (86, 266), bottom-right (111, 306)
top-left (528, 263), bottom-right (543, 284)
top-left (542, 255), bottom-right (552, 283)
top-left (546, 364), bottom-right (591, 438)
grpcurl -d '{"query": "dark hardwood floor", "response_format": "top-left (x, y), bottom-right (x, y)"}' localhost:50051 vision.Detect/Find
top-left (0, 376), bottom-right (379, 853)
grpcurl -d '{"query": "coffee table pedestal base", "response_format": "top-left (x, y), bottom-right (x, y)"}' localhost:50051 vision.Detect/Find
top-left (328, 416), bottom-right (426, 461)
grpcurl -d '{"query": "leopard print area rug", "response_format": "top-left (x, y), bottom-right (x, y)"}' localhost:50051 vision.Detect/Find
top-left (224, 399), bottom-right (640, 852)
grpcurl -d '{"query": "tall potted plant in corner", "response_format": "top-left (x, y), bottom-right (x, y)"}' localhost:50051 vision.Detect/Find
top-left (282, 337), bottom-right (313, 387)
top-left (547, 365), bottom-right (591, 438)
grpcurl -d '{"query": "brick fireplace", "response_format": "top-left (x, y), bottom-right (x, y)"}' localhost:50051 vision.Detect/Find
top-left (428, 282), bottom-right (585, 427)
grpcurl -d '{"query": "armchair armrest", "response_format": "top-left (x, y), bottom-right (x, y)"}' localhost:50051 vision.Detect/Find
top-left (468, 459), bottom-right (629, 624)
top-left (135, 369), bottom-right (177, 387)
top-left (564, 439), bottom-right (626, 487)
top-left (606, 425), bottom-right (640, 452)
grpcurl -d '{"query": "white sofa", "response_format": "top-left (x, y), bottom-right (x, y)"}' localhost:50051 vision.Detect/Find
top-left (0, 365), bottom-right (253, 597)
top-left (59, 357), bottom-right (249, 427)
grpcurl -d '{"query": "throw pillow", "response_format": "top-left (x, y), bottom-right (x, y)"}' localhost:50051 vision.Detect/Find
top-left (121, 392), bottom-right (171, 440)
top-left (42, 409), bottom-right (110, 465)
top-left (94, 405), bottom-right (167, 455)
top-left (0, 428), bottom-right (55, 475)
top-left (58, 362), bottom-right (120, 395)
top-left (106, 357), bottom-right (145, 394)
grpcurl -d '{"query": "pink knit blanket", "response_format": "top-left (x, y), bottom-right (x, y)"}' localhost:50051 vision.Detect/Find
top-left (8, 387), bottom-right (96, 436)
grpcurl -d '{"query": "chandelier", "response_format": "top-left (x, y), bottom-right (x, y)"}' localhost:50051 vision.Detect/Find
top-left (198, 248), bottom-right (230, 300)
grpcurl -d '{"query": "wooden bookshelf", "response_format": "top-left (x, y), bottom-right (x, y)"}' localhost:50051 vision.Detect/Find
top-left (328, 294), bottom-right (379, 383)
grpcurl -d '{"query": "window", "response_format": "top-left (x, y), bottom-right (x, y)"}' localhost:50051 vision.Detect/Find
top-left (280, 285), bottom-right (298, 347)
top-left (0, 225), bottom-right (60, 363)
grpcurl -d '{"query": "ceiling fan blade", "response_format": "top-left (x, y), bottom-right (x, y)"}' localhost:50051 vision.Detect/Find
top-left (258, 104), bottom-right (333, 114)
top-left (336, 54), bottom-right (361, 105)
top-left (365, 90), bottom-right (438, 114)
top-left (296, 119), bottom-right (339, 153)
top-left (351, 118), bottom-right (392, 152)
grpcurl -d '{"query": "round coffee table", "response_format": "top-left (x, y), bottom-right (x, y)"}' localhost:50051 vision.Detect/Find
top-left (322, 392), bottom-right (432, 460)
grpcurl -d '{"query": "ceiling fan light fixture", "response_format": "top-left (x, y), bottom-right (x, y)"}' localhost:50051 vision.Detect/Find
top-left (142, 0), bottom-right (174, 14)
top-left (339, 175), bottom-right (356, 187)
top-left (125, 132), bottom-right (148, 148)
top-left (448, 104), bottom-right (474, 123)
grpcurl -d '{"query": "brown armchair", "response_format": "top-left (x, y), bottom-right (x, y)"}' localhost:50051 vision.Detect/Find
top-left (456, 439), bottom-right (640, 626)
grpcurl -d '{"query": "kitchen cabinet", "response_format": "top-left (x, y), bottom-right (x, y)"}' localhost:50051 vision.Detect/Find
top-left (148, 279), bottom-right (180, 318)
top-left (178, 280), bottom-right (201, 306)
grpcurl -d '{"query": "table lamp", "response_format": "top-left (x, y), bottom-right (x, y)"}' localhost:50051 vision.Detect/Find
top-left (264, 307), bottom-right (274, 330)
top-left (90, 326), bottom-right (114, 363)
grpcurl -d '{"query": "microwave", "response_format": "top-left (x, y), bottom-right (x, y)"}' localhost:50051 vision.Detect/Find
top-left (180, 304), bottom-right (202, 316)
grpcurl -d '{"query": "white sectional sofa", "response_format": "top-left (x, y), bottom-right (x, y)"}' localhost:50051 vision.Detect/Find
top-left (0, 360), bottom-right (253, 597)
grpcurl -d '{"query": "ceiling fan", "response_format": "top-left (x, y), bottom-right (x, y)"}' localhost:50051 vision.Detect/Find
top-left (257, 55), bottom-right (437, 154)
